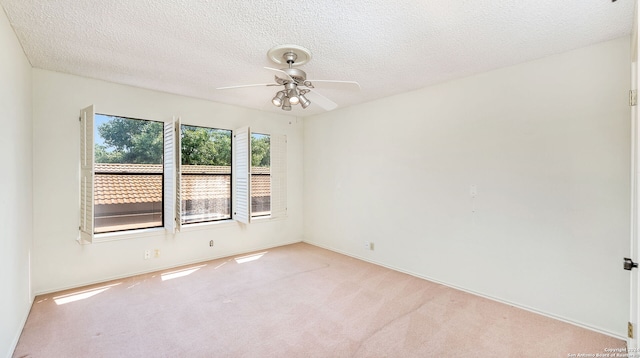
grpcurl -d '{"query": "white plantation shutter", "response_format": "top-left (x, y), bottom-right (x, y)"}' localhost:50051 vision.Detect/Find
top-left (175, 117), bottom-right (182, 231)
top-left (79, 105), bottom-right (94, 243)
top-left (164, 119), bottom-right (176, 233)
top-left (233, 126), bottom-right (251, 224)
top-left (270, 134), bottom-right (287, 219)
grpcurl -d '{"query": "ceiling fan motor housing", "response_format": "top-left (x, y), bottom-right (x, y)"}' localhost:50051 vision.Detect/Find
top-left (275, 68), bottom-right (307, 85)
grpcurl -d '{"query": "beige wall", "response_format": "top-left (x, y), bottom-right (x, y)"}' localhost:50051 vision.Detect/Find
top-left (0, 8), bottom-right (33, 358)
top-left (303, 37), bottom-right (631, 337)
top-left (31, 69), bottom-right (304, 294)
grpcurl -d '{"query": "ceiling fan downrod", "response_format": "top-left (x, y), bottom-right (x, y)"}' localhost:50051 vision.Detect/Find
top-left (271, 51), bottom-right (311, 110)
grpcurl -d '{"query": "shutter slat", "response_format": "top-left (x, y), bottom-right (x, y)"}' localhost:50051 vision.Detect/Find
top-left (270, 134), bottom-right (287, 219)
top-left (164, 119), bottom-right (175, 233)
top-left (233, 126), bottom-right (251, 224)
top-left (175, 117), bottom-right (182, 231)
top-left (79, 105), bottom-right (94, 243)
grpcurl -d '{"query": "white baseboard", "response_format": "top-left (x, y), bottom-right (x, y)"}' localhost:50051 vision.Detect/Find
top-left (302, 240), bottom-right (626, 342)
top-left (34, 239), bottom-right (303, 296)
top-left (29, 238), bottom-right (626, 343)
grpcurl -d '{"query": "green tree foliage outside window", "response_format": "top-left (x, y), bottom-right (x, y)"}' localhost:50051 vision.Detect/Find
top-left (95, 116), bottom-right (270, 167)
top-left (181, 125), bottom-right (231, 166)
top-left (95, 115), bottom-right (163, 164)
top-left (251, 134), bottom-right (270, 167)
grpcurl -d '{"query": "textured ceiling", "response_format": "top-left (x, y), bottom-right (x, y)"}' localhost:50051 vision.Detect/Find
top-left (0, 0), bottom-right (634, 117)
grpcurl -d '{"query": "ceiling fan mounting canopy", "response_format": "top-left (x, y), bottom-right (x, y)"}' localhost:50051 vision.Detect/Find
top-left (268, 45), bottom-right (311, 85)
top-left (267, 44), bottom-right (312, 66)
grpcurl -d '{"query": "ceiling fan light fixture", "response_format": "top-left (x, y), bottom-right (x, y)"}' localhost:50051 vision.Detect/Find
top-left (289, 90), bottom-right (300, 105)
top-left (299, 93), bottom-right (311, 108)
top-left (282, 96), bottom-right (292, 111)
top-left (272, 91), bottom-right (285, 106)
top-left (284, 82), bottom-right (300, 105)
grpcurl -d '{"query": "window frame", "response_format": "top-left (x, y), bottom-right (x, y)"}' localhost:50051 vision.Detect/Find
top-left (92, 112), bottom-right (166, 235)
top-left (250, 132), bottom-right (271, 218)
top-left (178, 123), bottom-right (233, 226)
top-left (79, 106), bottom-right (287, 244)
top-left (93, 170), bottom-right (165, 234)
top-left (79, 106), bottom-right (172, 243)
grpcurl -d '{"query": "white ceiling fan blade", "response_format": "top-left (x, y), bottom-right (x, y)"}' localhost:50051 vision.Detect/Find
top-left (264, 67), bottom-right (294, 81)
top-left (216, 83), bottom-right (279, 90)
top-left (306, 80), bottom-right (361, 90)
top-left (306, 89), bottom-right (338, 111)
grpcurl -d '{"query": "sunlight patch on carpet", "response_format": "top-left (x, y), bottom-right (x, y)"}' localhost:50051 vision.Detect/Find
top-left (161, 264), bottom-right (207, 281)
top-left (53, 283), bottom-right (122, 305)
top-left (234, 251), bottom-right (267, 264)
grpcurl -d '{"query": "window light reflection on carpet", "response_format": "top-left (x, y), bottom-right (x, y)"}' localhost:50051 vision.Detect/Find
top-left (161, 264), bottom-right (207, 281)
top-left (53, 283), bottom-right (122, 305)
top-left (234, 251), bottom-right (267, 264)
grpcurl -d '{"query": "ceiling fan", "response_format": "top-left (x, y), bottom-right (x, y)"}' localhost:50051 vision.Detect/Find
top-left (216, 44), bottom-right (360, 111)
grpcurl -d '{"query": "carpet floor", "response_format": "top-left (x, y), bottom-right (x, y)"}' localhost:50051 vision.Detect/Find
top-left (13, 242), bottom-right (625, 357)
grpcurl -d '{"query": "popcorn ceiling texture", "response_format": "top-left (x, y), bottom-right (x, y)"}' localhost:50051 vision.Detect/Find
top-left (0, 0), bottom-right (634, 117)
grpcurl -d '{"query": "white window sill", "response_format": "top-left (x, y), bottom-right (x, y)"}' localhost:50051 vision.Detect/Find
top-left (179, 219), bottom-right (237, 232)
top-left (179, 215), bottom-right (275, 231)
top-left (250, 215), bottom-right (275, 222)
top-left (90, 215), bottom-right (284, 242)
top-left (93, 227), bottom-right (166, 243)
top-left (254, 215), bottom-right (287, 223)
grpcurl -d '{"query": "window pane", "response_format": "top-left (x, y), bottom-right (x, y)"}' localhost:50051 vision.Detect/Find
top-left (251, 133), bottom-right (270, 217)
top-left (93, 114), bottom-right (164, 233)
top-left (94, 173), bottom-right (163, 233)
top-left (181, 125), bottom-right (232, 224)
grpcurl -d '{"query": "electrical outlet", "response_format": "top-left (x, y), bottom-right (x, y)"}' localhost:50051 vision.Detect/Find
top-left (364, 241), bottom-right (374, 250)
top-left (209, 240), bottom-right (214, 247)
top-left (154, 249), bottom-right (160, 258)
top-left (144, 250), bottom-right (151, 260)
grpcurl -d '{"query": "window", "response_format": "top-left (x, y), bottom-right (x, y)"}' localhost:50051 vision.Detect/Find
top-left (79, 105), bottom-right (287, 243)
top-left (180, 125), bottom-right (232, 224)
top-left (93, 113), bottom-right (164, 234)
top-left (251, 133), bottom-right (270, 217)
top-left (80, 106), bottom-right (172, 242)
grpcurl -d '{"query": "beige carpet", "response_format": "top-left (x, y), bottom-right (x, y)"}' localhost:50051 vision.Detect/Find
top-left (13, 243), bottom-right (625, 357)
